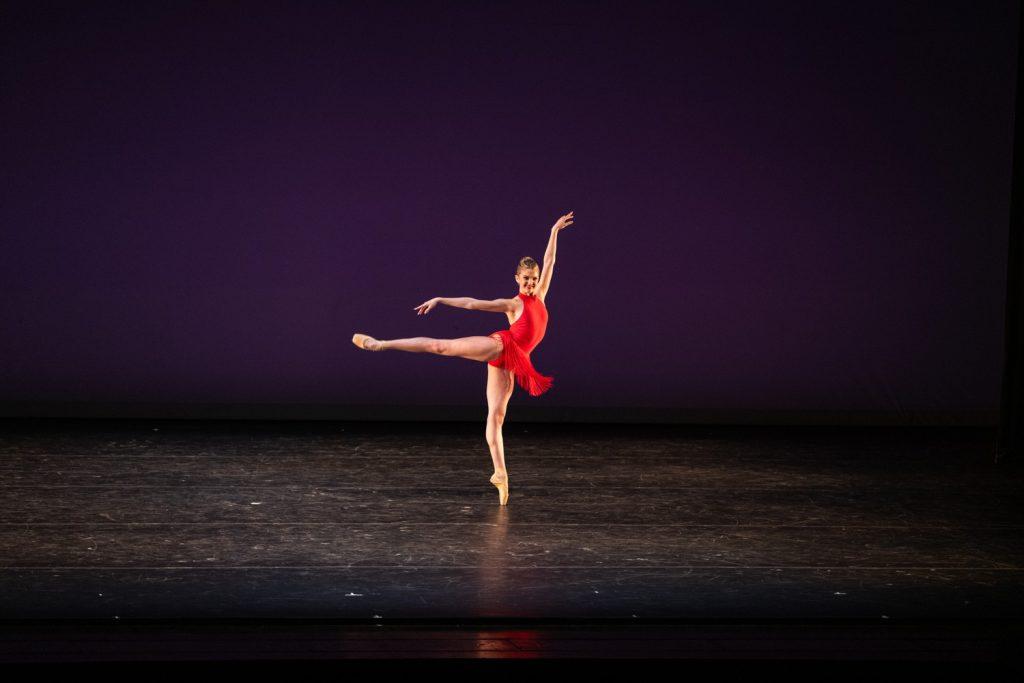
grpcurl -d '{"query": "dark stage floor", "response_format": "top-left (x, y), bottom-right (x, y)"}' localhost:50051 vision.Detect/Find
top-left (0, 418), bottom-right (1021, 669)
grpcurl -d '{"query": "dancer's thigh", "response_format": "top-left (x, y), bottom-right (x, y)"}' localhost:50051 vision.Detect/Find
top-left (443, 335), bottom-right (504, 363)
top-left (486, 364), bottom-right (515, 414)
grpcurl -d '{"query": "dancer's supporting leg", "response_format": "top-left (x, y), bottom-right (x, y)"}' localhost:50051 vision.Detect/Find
top-left (486, 363), bottom-right (515, 505)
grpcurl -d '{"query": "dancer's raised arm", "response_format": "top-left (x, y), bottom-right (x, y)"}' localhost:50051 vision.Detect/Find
top-left (413, 297), bottom-right (516, 315)
top-left (536, 210), bottom-right (573, 299)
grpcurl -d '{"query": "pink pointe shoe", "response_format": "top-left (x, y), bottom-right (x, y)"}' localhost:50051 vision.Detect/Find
top-left (352, 333), bottom-right (384, 351)
top-left (489, 472), bottom-right (509, 506)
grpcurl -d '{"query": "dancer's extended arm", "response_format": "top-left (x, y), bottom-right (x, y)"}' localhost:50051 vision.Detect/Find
top-left (537, 210), bottom-right (573, 300)
top-left (413, 297), bottom-right (516, 315)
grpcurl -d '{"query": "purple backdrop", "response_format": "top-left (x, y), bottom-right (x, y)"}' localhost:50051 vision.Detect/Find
top-left (1, 0), bottom-right (1017, 414)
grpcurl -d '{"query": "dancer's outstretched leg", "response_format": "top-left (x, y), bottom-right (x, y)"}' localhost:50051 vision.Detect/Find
top-left (353, 333), bottom-right (502, 363)
top-left (485, 363), bottom-right (515, 505)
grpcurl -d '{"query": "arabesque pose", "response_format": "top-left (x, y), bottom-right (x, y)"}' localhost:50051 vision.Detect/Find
top-left (353, 211), bottom-right (574, 505)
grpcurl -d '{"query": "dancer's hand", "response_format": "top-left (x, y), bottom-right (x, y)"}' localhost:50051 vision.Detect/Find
top-left (552, 210), bottom-right (574, 232)
top-left (413, 297), bottom-right (439, 315)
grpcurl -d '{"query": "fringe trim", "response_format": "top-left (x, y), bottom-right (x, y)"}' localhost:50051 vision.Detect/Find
top-left (489, 330), bottom-right (554, 397)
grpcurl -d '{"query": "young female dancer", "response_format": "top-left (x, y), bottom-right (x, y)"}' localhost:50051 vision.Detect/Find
top-left (352, 211), bottom-right (574, 505)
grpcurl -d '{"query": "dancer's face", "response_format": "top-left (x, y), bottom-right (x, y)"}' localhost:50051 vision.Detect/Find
top-left (516, 268), bottom-right (539, 294)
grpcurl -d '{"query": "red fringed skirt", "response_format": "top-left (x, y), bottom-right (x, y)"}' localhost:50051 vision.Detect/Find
top-left (487, 331), bottom-right (553, 397)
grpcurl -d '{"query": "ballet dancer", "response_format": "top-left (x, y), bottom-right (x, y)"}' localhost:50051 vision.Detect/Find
top-left (353, 211), bottom-right (574, 505)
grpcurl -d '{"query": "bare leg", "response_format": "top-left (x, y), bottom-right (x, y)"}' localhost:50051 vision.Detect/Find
top-left (374, 335), bottom-right (503, 363)
top-left (485, 363), bottom-right (515, 504)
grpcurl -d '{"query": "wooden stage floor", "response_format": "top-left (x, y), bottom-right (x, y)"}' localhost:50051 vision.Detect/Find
top-left (0, 418), bottom-right (1021, 672)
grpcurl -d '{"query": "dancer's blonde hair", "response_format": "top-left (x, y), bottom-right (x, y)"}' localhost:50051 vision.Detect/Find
top-left (517, 256), bottom-right (539, 274)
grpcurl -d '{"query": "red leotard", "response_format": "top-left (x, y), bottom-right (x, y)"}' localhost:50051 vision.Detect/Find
top-left (487, 292), bottom-right (554, 396)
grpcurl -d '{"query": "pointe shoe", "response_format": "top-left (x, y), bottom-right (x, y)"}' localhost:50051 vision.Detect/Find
top-left (490, 472), bottom-right (509, 506)
top-left (352, 333), bottom-right (383, 351)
